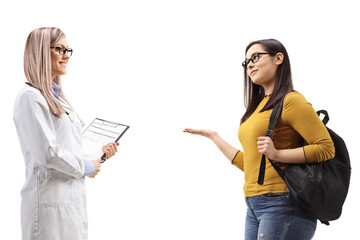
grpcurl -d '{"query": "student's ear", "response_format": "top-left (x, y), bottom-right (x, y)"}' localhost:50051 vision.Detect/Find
top-left (275, 52), bottom-right (284, 65)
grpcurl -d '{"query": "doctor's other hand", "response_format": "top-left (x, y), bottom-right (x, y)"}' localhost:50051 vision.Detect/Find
top-left (89, 159), bottom-right (101, 178)
top-left (102, 142), bottom-right (120, 159)
top-left (183, 128), bottom-right (218, 140)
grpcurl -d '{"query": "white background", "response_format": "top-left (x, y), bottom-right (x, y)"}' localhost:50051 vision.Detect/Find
top-left (1, 0), bottom-right (358, 239)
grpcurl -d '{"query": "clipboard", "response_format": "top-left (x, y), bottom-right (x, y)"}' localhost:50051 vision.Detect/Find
top-left (82, 118), bottom-right (130, 163)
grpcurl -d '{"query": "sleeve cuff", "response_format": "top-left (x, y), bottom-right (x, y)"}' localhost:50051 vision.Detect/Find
top-left (83, 159), bottom-right (95, 176)
top-left (231, 150), bottom-right (241, 165)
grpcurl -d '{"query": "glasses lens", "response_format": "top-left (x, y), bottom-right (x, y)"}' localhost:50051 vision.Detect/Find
top-left (56, 47), bottom-right (72, 56)
top-left (58, 47), bottom-right (65, 55)
top-left (251, 54), bottom-right (260, 63)
top-left (242, 60), bottom-right (247, 68)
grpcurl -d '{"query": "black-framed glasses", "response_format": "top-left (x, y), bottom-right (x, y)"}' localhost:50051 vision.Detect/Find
top-left (242, 52), bottom-right (271, 68)
top-left (50, 46), bottom-right (73, 56)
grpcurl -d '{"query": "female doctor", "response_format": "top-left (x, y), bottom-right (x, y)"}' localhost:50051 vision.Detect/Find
top-left (13, 27), bottom-right (119, 240)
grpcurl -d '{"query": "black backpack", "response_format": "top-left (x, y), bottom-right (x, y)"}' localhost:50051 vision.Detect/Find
top-left (257, 94), bottom-right (351, 225)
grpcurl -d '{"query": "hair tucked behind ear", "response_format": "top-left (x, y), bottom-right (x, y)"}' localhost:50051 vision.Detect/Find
top-left (24, 27), bottom-right (66, 118)
top-left (240, 39), bottom-right (293, 124)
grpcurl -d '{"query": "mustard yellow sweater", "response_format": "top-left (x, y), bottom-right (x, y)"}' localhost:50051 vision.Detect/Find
top-left (232, 91), bottom-right (335, 197)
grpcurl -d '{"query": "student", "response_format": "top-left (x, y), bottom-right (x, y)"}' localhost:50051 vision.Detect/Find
top-left (13, 27), bottom-right (119, 240)
top-left (184, 39), bottom-right (335, 240)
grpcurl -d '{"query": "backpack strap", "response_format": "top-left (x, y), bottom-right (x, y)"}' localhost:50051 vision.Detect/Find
top-left (257, 95), bottom-right (287, 185)
top-left (317, 110), bottom-right (329, 126)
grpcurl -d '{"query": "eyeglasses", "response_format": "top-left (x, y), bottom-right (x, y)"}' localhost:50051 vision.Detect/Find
top-left (50, 46), bottom-right (73, 56)
top-left (242, 52), bottom-right (271, 68)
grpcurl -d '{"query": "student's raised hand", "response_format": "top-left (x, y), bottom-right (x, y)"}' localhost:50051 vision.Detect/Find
top-left (102, 142), bottom-right (120, 159)
top-left (183, 128), bottom-right (218, 140)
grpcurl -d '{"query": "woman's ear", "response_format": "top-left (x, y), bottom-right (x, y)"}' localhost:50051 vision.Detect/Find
top-left (275, 52), bottom-right (284, 65)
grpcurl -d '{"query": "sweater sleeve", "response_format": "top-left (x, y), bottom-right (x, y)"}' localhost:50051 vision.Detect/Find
top-left (282, 92), bottom-right (335, 163)
top-left (231, 150), bottom-right (244, 171)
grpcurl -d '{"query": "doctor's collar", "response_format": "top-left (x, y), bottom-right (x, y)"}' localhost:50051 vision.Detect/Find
top-left (26, 82), bottom-right (61, 99)
top-left (25, 82), bottom-right (36, 89)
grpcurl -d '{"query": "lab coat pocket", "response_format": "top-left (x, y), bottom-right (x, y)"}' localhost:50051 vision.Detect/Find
top-left (38, 169), bottom-right (76, 206)
top-left (38, 203), bottom-right (83, 240)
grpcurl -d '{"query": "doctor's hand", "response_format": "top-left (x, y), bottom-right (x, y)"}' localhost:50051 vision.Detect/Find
top-left (257, 136), bottom-right (278, 160)
top-left (102, 142), bottom-right (120, 159)
top-left (89, 159), bottom-right (101, 178)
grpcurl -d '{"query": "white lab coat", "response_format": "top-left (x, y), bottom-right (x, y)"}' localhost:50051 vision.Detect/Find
top-left (13, 85), bottom-right (88, 240)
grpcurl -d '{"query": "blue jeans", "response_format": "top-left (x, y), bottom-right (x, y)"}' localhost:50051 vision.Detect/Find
top-left (245, 192), bottom-right (316, 240)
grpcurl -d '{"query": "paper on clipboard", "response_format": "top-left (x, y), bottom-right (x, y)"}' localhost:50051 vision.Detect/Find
top-left (82, 118), bottom-right (129, 163)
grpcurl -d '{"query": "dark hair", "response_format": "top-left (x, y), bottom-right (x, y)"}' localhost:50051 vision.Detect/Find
top-left (240, 39), bottom-right (293, 124)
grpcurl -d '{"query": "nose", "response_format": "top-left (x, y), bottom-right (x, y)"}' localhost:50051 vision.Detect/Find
top-left (247, 61), bottom-right (255, 70)
top-left (62, 52), bottom-right (70, 60)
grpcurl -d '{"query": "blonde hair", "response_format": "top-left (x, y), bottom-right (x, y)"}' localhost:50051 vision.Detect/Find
top-left (24, 27), bottom-right (69, 117)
